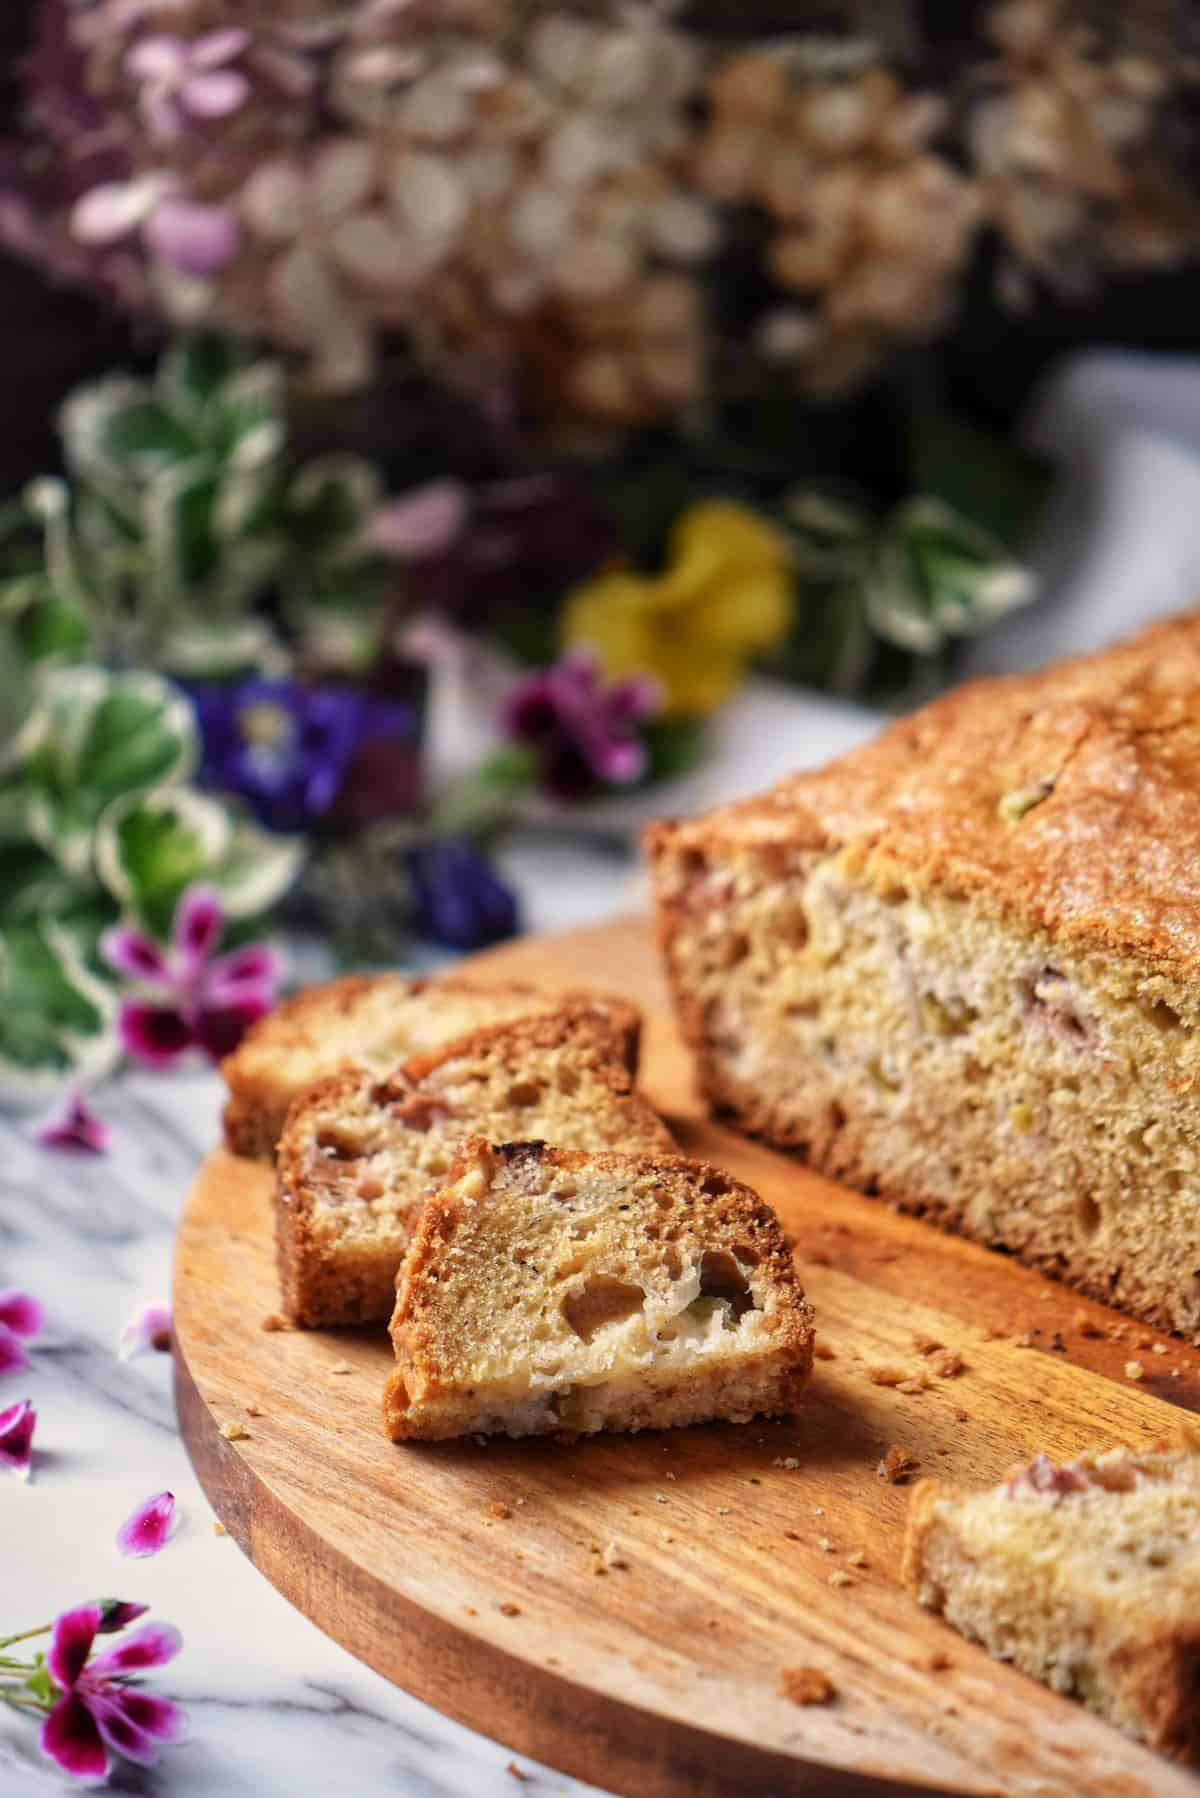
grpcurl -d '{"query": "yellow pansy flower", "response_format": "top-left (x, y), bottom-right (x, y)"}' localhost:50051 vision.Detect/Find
top-left (563, 500), bottom-right (795, 716)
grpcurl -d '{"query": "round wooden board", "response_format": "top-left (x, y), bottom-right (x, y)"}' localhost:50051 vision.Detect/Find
top-left (174, 918), bottom-right (1200, 1798)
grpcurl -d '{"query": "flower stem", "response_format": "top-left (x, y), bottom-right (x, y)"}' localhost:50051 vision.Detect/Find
top-left (0, 1625), bottom-right (49, 1650)
top-left (0, 1688), bottom-right (46, 1713)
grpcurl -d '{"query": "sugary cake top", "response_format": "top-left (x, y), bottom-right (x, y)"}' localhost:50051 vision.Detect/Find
top-left (652, 610), bottom-right (1200, 978)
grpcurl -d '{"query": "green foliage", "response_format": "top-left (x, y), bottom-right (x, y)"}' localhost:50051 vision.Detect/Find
top-left (0, 662), bottom-right (302, 1090)
top-left (3, 335), bottom-right (392, 680)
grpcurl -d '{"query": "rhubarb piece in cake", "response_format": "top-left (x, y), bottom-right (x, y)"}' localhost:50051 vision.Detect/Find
top-left (903, 1445), bottom-right (1200, 1763)
top-left (276, 1007), bottom-right (672, 1327)
top-left (222, 972), bottom-right (640, 1160)
top-left (648, 611), bottom-right (1200, 1331)
top-left (383, 1139), bottom-right (814, 1441)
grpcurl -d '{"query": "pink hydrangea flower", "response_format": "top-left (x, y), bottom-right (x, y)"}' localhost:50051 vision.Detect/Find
top-left (117, 1491), bottom-right (177, 1558)
top-left (0, 1399), bottom-right (37, 1479)
top-left (119, 1302), bottom-right (172, 1361)
top-left (127, 29), bottom-right (251, 139)
top-left (31, 1086), bottom-right (111, 1156)
top-left (101, 885), bottom-right (282, 1071)
top-left (71, 177), bottom-right (240, 279)
top-left (39, 1605), bottom-right (185, 1782)
top-left (0, 1291), bottom-right (44, 1378)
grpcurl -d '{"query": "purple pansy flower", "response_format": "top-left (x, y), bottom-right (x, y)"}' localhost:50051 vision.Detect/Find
top-left (126, 29), bottom-right (250, 140)
top-left (0, 1291), bottom-right (45, 1380)
top-left (102, 884), bottom-right (282, 1071)
top-left (189, 680), bottom-right (416, 834)
top-left (502, 650), bottom-right (661, 802)
top-left (0, 1398), bottom-right (37, 1479)
top-left (119, 1302), bottom-right (172, 1361)
top-left (39, 1605), bottom-right (185, 1782)
top-left (32, 1086), bottom-right (111, 1157)
top-left (117, 1491), bottom-right (177, 1558)
top-left (407, 840), bottom-right (520, 951)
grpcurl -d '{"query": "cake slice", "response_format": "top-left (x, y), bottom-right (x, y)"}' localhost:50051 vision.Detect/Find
top-left (276, 1007), bottom-right (674, 1327)
top-left (222, 972), bottom-right (640, 1160)
top-left (383, 1139), bottom-right (814, 1441)
top-left (903, 1445), bottom-right (1200, 1764)
top-left (648, 611), bottom-right (1200, 1331)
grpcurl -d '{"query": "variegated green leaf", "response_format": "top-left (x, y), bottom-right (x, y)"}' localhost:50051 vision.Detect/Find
top-left (867, 498), bottom-right (1038, 656)
top-left (0, 918), bottom-right (117, 1093)
top-left (783, 487), bottom-right (875, 577)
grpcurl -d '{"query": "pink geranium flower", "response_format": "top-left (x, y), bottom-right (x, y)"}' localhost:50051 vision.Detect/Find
top-left (0, 1398), bottom-right (37, 1479)
top-left (31, 1086), bottom-right (111, 1156)
top-left (39, 1605), bottom-right (185, 1782)
top-left (101, 885), bottom-right (282, 1071)
top-left (117, 1491), bottom-right (177, 1558)
top-left (0, 1291), bottom-right (44, 1378)
top-left (119, 1302), bottom-right (172, 1361)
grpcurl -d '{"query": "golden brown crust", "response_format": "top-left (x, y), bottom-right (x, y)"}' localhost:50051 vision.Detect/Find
top-left (222, 972), bottom-right (642, 1161)
top-left (649, 608), bottom-right (1200, 982)
top-left (275, 1008), bottom-right (671, 1328)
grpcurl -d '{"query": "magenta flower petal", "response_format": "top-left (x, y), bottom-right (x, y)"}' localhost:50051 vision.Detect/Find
top-left (117, 1490), bottom-right (177, 1558)
top-left (100, 924), bottom-right (171, 985)
top-left (192, 995), bottom-right (271, 1062)
top-left (0, 1289), bottom-right (45, 1338)
top-left (96, 1600), bottom-right (150, 1634)
top-left (592, 738), bottom-right (648, 785)
top-left (90, 1621), bottom-right (182, 1677)
top-left (204, 943), bottom-right (284, 1002)
top-left (32, 1085), bottom-right (111, 1156)
top-left (92, 1689), bottom-right (185, 1765)
top-left (0, 1397), bottom-right (36, 1479)
top-left (144, 197), bottom-right (240, 276)
top-left (119, 1302), bottom-right (172, 1361)
top-left (0, 1324), bottom-right (31, 1377)
top-left (41, 1692), bottom-right (109, 1783)
top-left (182, 68), bottom-right (249, 117)
top-left (171, 883), bottom-right (225, 973)
top-left (117, 1001), bottom-right (195, 1070)
top-left (47, 1605), bottom-right (101, 1691)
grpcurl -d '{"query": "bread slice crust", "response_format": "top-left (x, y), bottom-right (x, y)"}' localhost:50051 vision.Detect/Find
top-left (276, 1006), bottom-right (672, 1327)
top-left (648, 611), bottom-right (1200, 1331)
top-left (222, 972), bottom-right (641, 1160)
top-left (384, 1138), bottom-right (814, 1441)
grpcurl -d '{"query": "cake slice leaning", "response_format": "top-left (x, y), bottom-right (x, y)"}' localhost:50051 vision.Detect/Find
top-left (276, 1006), bottom-right (673, 1327)
top-left (383, 1139), bottom-right (814, 1441)
top-left (648, 612), bottom-right (1200, 1332)
top-left (222, 972), bottom-right (641, 1160)
top-left (902, 1445), bottom-right (1200, 1765)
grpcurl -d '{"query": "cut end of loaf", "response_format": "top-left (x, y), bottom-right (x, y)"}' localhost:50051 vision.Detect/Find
top-left (384, 1138), bottom-right (813, 1442)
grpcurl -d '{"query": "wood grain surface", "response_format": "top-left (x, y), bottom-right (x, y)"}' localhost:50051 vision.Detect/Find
top-left (173, 917), bottom-right (1200, 1798)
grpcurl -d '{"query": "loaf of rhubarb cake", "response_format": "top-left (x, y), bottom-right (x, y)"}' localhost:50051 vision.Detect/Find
top-left (903, 1446), bottom-right (1200, 1763)
top-left (648, 612), bottom-right (1200, 1331)
top-left (222, 972), bottom-right (640, 1160)
top-left (383, 1139), bottom-right (813, 1441)
top-left (276, 1006), bottom-right (673, 1326)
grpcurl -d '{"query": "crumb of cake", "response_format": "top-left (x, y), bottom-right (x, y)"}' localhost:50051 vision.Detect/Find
top-left (927, 1650), bottom-right (952, 1672)
top-left (499, 1603), bottom-right (521, 1617)
top-left (506, 1763), bottom-right (529, 1782)
top-left (914, 1335), bottom-right (943, 1355)
top-left (1152, 1342), bottom-right (1169, 1355)
top-left (1135, 1333), bottom-right (1155, 1349)
top-left (812, 1505), bottom-right (825, 1516)
top-left (818, 1537), bottom-right (835, 1553)
top-left (878, 1445), bottom-right (919, 1484)
top-left (868, 1365), bottom-right (910, 1387)
top-left (259, 1313), bottom-right (289, 1331)
top-left (245, 1403), bottom-right (263, 1417)
top-left (954, 1407), bottom-right (970, 1423)
top-left (329, 1360), bottom-right (353, 1375)
top-left (654, 1494), bottom-right (668, 1505)
top-left (602, 1541), bottom-right (626, 1568)
top-left (848, 1549), bottom-right (868, 1567)
top-left (1015, 1331), bottom-right (1037, 1348)
top-left (772, 1456), bottom-right (801, 1470)
top-left (212, 1521), bottom-right (227, 1536)
top-left (897, 1375), bottom-right (932, 1394)
top-left (1073, 1311), bottom-right (1102, 1336)
top-left (784, 1528), bottom-right (802, 1540)
top-left (780, 1666), bottom-right (836, 1705)
top-left (828, 1571), bottom-right (853, 1587)
top-left (661, 1530), bottom-right (675, 1543)
top-left (220, 1421), bottom-right (250, 1441)
top-left (1125, 1360), bottom-right (1145, 1381)
top-left (1108, 1323), bottom-right (1130, 1342)
top-left (1171, 1369), bottom-right (1181, 1378)
top-left (716, 1506), bottom-right (731, 1515)
top-left (489, 1503), bottom-right (512, 1519)
top-left (813, 1341), bottom-right (836, 1360)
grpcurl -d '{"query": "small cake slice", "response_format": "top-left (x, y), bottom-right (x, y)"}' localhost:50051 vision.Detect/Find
top-left (903, 1446), bottom-right (1200, 1763)
top-left (383, 1139), bottom-right (814, 1441)
top-left (276, 1007), bottom-right (673, 1327)
top-left (222, 972), bottom-right (640, 1160)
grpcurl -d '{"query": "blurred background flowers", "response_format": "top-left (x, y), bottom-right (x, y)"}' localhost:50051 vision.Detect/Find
top-left (1, 0), bottom-right (1199, 1088)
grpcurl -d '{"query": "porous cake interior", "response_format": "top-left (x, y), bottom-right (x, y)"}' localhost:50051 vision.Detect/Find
top-left (665, 840), bottom-right (1200, 1330)
top-left (278, 1015), bottom-right (671, 1325)
top-left (384, 1143), bottom-right (812, 1440)
top-left (909, 1450), bottom-right (1200, 1755)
